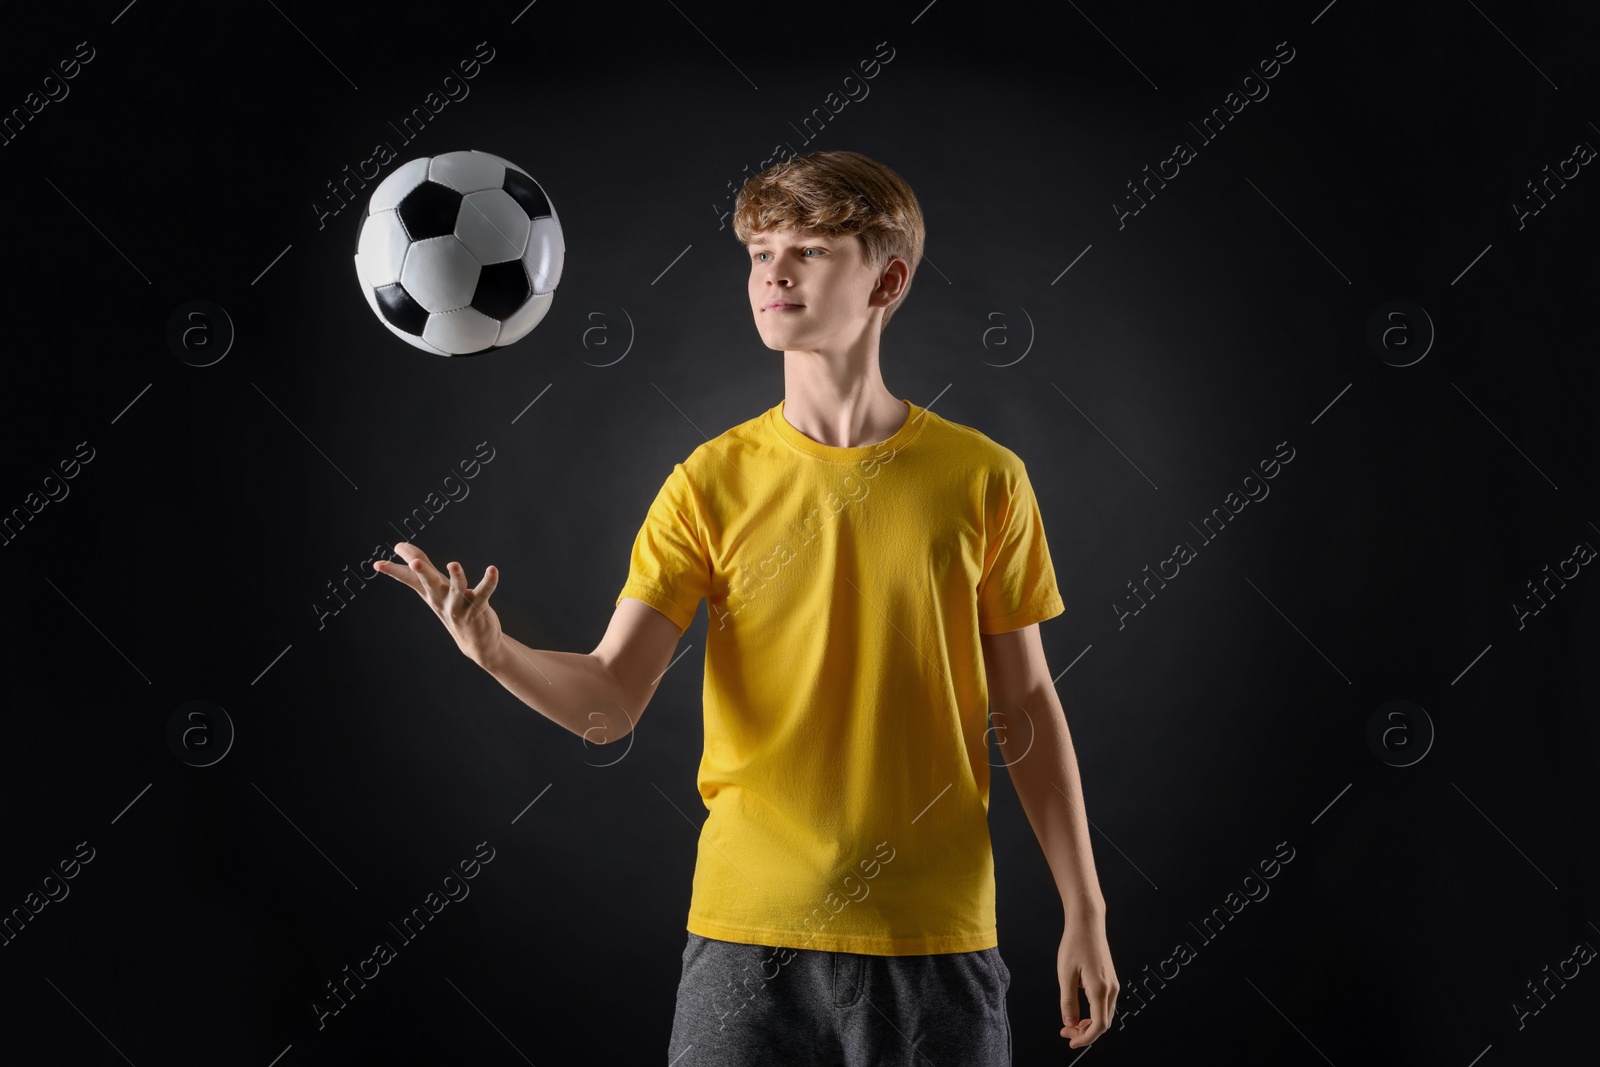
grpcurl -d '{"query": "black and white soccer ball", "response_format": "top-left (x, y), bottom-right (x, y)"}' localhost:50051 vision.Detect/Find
top-left (353, 149), bottom-right (564, 356)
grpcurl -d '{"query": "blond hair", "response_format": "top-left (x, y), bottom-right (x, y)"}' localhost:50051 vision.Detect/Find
top-left (733, 150), bottom-right (925, 333)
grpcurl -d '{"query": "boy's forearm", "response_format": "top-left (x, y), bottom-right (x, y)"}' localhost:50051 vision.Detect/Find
top-left (476, 633), bottom-right (636, 744)
top-left (1000, 685), bottom-right (1107, 920)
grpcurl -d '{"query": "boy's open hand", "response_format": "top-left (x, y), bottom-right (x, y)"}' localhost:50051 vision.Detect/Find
top-left (373, 542), bottom-right (503, 667)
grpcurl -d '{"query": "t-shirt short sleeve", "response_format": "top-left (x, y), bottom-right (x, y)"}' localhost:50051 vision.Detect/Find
top-left (616, 463), bottom-right (713, 633)
top-left (976, 461), bottom-right (1066, 634)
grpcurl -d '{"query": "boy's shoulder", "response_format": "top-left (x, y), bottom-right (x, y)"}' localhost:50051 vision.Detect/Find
top-left (921, 408), bottom-right (1026, 472)
top-left (676, 401), bottom-right (779, 473)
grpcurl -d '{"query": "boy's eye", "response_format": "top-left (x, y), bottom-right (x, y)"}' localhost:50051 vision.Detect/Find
top-left (754, 248), bottom-right (822, 262)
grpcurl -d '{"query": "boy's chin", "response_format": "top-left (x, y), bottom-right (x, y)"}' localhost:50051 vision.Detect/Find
top-left (755, 328), bottom-right (795, 351)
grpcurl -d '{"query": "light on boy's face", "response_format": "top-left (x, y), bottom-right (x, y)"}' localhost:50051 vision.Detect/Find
top-left (746, 228), bottom-right (878, 350)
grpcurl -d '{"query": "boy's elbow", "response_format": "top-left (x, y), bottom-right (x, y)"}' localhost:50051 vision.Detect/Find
top-left (580, 656), bottom-right (645, 746)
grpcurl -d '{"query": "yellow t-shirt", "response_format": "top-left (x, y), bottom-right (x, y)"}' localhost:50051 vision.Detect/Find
top-left (615, 397), bottom-right (1064, 955)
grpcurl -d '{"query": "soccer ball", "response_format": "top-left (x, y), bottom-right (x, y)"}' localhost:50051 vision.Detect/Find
top-left (353, 149), bottom-right (564, 356)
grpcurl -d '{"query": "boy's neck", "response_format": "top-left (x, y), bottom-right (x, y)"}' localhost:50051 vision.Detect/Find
top-left (780, 355), bottom-right (906, 449)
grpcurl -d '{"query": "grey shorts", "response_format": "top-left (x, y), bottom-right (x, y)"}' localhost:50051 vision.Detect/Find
top-left (668, 932), bottom-right (1013, 1066)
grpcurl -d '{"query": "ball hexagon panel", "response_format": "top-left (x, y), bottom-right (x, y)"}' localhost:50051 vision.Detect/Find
top-left (354, 209), bottom-right (409, 289)
top-left (455, 188), bottom-right (530, 265)
top-left (428, 149), bottom-right (507, 195)
top-left (382, 316), bottom-right (452, 356)
top-left (525, 215), bottom-right (565, 293)
top-left (400, 236), bottom-right (480, 313)
top-left (367, 155), bottom-right (430, 214)
top-left (424, 307), bottom-right (501, 355)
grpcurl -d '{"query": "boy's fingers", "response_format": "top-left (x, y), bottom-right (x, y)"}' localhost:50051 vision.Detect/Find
top-left (1062, 978), bottom-right (1115, 1046)
top-left (1096, 978), bottom-right (1117, 1035)
top-left (409, 558), bottom-right (449, 606)
top-left (373, 558), bottom-right (424, 595)
top-left (446, 562), bottom-right (476, 614)
top-left (391, 541), bottom-right (426, 569)
top-left (376, 549), bottom-right (493, 618)
top-left (395, 542), bottom-right (447, 584)
top-left (472, 564), bottom-right (498, 602)
top-left (1061, 970), bottom-right (1081, 1029)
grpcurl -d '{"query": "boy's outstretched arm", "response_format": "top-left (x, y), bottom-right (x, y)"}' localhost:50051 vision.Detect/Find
top-left (981, 623), bottom-right (1120, 1049)
top-left (374, 542), bottom-right (682, 745)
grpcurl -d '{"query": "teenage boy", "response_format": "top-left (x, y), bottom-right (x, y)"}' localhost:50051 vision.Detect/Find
top-left (375, 150), bottom-right (1117, 1065)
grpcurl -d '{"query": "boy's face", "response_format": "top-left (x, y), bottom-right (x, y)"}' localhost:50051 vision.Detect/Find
top-left (747, 227), bottom-right (904, 353)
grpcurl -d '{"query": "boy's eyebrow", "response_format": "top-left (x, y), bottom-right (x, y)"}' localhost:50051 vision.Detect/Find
top-left (748, 236), bottom-right (831, 250)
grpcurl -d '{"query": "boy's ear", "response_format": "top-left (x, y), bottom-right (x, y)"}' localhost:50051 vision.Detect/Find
top-left (875, 258), bottom-right (910, 302)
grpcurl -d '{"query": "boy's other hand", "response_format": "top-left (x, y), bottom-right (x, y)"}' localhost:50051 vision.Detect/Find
top-left (374, 542), bottom-right (503, 667)
top-left (1058, 911), bottom-right (1118, 1047)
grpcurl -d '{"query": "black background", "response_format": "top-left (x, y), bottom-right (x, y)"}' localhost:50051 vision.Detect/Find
top-left (2, 0), bottom-right (1595, 1063)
